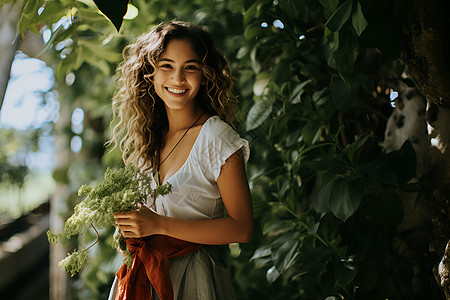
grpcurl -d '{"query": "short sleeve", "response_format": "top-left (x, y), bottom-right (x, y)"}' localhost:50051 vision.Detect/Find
top-left (201, 117), bottom-right (250, 183)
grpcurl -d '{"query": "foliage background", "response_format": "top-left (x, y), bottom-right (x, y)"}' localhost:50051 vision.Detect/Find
top-left (1, 0), bottom-right (448, 299)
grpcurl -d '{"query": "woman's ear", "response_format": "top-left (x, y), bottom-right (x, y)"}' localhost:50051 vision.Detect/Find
top-left (201, 77), bottom-right (206, 85)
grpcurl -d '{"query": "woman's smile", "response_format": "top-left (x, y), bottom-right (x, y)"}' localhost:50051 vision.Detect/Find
top-left (166, 87), bottom-right (188, 95)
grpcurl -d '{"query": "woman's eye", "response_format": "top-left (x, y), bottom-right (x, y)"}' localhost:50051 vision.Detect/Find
top-left (159, 64), bottom-right (172, 69)
top-left (186, 65), bottom-right (199, 70)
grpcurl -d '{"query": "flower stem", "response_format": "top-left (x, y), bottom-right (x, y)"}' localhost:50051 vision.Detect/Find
top-left (84, 223), bottom-right (99, 252)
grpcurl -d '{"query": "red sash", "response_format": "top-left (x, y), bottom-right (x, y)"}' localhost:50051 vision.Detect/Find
top-left (115, 236), bottom-right (203, 300)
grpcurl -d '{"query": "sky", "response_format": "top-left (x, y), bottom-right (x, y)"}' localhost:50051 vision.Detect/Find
top-left (0, 51), bottom-right (59, 170)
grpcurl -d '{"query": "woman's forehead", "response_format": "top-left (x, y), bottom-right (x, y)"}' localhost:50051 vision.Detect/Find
top-left (158, 39), bottom-right (200, 62)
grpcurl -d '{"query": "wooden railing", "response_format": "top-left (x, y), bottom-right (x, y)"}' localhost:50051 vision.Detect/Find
top-left (0, 201), bottom-right (50, 299)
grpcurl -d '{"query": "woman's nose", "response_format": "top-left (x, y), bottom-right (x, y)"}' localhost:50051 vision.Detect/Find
top-left (171, 69), bottom-right (185, 83)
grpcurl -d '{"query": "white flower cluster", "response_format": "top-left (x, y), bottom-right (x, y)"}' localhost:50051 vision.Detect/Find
top-left (47, 164), bottom-right (172, 276)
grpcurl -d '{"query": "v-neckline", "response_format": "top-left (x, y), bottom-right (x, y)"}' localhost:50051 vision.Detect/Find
top-left (155, 116), bottom-right (214, 186)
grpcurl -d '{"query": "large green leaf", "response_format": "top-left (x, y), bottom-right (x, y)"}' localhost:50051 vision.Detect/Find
top-left (266, 266), bottom-right (280, 284)
top-left (18, 0), bottom-right (45, 36)
top-left (325, 0), bottom-right (353, 32)
top-left (246, 96), bottom-right (275, 131)
top-left (36, 1), bottom-right (70, 25)
top-left (93, 0), bottom-right (128, 32)
top-left (272, 238), bottom-right (299, 272)
top-left (251, 245), bottom-right (272, 261)
top-left (290, 80), bottom-right (311, 104)
top-left (351, 1), bottom-right (368, 36)
top-left (314, 177), bottom-right (336, 213)
top-left (301, 120), bottom-right (321, 145)
top-left (293, 142), bottom-right (335, 167)
top-left (253, 72), bottom-right (270, 96)
top-left (334, 31), bottom-right (359, 82)
top-left (329, 178), bottom-right (363, 221)
top-left (319, 0), bottom-right (339, 12)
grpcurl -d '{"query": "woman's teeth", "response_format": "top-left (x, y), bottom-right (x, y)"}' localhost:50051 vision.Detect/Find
top-left (167, 87), bottom-right (186, 94)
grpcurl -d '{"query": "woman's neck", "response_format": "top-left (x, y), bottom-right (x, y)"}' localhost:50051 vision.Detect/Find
top-left (165, 105), bottom-right (205, 134)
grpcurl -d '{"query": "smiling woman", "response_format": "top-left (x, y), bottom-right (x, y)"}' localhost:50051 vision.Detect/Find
top-left (108, 21), bottom-right (252, 300)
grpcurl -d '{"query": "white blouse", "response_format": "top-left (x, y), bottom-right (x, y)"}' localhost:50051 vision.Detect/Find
top-left (148, 116), bottom-right (250, 220)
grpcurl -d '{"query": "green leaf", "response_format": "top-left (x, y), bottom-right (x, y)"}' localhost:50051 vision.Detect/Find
top-left (236, 46), bottom-right (249, 59)
top-left (272, 59), bottom-right (292, 86)
top-left (37, 2), bottom-right (70, 25)
top-left (325, 0), bottom-right (353, 32)
top-left (304, 156), bottom-right (341, 172)
top-left (36, 24), bottom-right (66, 57)
top-left (93, 0), bottom-right (128, 32)
top-left (314, 177), bottom-right (336, 213)
top-left (250, 47), bottom-right (261, 73)
top-left (243, 2), bottom-right (258, 25)
top-left (82, 40), bottom-right (122, 62)
top-left (278, 0), bottom-right (301, 20)
top-left (18, 0), bottom-right (44, 36)
top-left (253, 72), bottom-right (270, 96)
top-left (351, 1), bottom-right (368, 36)
top-left (272, 239), bottom-right (299, 272)
top-left (238, 70), bottom-right (254, 97)
top-left (290, 80), bottom-right (311, 104)
top-left (329, 178), bottom-right (363, 221)
top-left (319, 0), bottom-right (339, 12)
top-left (333, 31), bottom-right (359, 82)
top-left (312, 87), bottom-right (327, 105)
top-left (343, 135), bottom-right (371, 165)
top-left (294, 142), bottom-right (335, 164)
top-left (266, 266), bottom-right (280, 283)
top-left (250, 246), bottom-right (272, 261)
top-left (246, 96), bottom-right (275, 131)
top-left (301, 120), bottom-right (321, 145)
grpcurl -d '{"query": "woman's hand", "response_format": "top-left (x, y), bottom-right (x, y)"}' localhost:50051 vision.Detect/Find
top-left (113, 205), bottom-right (162, 238)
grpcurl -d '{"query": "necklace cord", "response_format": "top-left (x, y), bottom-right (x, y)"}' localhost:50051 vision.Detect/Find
top-left (158, 111), bottom-right (205, 171)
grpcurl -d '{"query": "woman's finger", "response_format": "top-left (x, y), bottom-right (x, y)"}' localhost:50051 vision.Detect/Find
top-left (121, 230), bottom-right (138, 238)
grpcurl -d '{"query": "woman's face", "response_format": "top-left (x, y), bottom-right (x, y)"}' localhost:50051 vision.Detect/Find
top-left (153, 39), bottom-right (203, 112)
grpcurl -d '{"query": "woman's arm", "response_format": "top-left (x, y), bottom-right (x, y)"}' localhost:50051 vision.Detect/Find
top-left (114, 149), bottom-right (254, 244)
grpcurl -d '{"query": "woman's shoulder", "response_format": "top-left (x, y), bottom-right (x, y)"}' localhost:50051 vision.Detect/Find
top-left (202, 115), bottom-right (249, 160)
top-left (203, 116), bottom-right (238, 139)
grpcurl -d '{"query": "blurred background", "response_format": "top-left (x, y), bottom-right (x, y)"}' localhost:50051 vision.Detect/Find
top-left (0, 0), bottom-right (449, 299)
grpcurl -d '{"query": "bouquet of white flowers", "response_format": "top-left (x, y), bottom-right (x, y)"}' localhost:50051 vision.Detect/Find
top-left (47, 164), bottom-right (172, 276)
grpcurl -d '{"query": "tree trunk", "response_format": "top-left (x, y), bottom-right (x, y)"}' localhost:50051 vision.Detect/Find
top-left (50, 102), bottom-right (74, 300)
top-left (0, 1), bottom-right (21, 111)
top-left (401, 0), bottom-right (450, 297)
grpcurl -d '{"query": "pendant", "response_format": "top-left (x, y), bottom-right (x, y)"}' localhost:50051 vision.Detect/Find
top-left (153, 171), bottom-right (160, 187)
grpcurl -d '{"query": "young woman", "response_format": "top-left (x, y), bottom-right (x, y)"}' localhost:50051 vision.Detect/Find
top-left (108, 21), bottom-right (253, 299)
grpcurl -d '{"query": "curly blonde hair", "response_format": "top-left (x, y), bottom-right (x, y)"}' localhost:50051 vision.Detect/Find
top-left (110, 21), bottom-right (237, 171)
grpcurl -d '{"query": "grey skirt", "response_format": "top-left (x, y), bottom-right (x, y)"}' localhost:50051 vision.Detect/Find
top-left (108, 246), bottom-right (236, 300)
